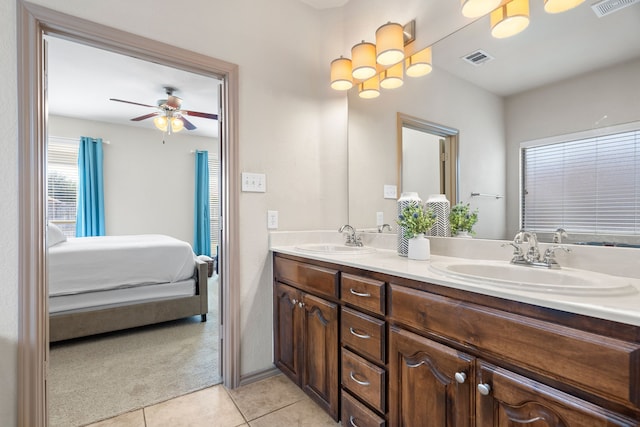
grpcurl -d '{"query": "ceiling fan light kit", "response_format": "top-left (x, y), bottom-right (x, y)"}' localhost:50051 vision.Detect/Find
top-left (109, 86), bottom-right (218, 135)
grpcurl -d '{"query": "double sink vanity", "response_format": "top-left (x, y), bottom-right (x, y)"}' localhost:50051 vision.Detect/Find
top-left (270, 230), bottom-right (640, 426)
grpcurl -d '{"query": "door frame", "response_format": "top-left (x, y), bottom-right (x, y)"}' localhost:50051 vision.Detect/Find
top-left (17, 2), bottom-right (241, 426)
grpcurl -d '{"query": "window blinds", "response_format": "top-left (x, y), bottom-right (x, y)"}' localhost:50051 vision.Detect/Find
top-left (522, 129), bottom-right (640, 235)
top-left (47, 137), bottom-right (79, 236)
top-left (208, 154), bottom-right (220, 250)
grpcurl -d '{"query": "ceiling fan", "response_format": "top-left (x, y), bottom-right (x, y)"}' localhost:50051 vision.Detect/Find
top-left (109, 86), bottom-right (218, 133)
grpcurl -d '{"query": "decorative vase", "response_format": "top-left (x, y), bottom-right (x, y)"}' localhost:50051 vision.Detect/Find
top-left (408, 234), bottom-right (430, 261)
top-left (426, 194), bottom-right (450, 237)
top-left (397, 192), bottom-right (422, 257)
top-left (455, 230), bottom-right (472, 238)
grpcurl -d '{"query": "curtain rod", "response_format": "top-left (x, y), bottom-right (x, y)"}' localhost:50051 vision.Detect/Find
top-left (49, 135), bottom-right (111, 144)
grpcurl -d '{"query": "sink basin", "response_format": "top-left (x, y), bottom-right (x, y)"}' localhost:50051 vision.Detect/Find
top-left (429, 260), bottom-right (638, 296)
top-left (294, 244), bottom-right (376, 255)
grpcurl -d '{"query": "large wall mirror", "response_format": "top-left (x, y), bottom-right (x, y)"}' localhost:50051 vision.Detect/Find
top-left (347, 1), bottom-right (640, 242)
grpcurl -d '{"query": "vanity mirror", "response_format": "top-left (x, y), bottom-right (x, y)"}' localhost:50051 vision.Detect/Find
top-left (347, 1), bottom-right (640, 242)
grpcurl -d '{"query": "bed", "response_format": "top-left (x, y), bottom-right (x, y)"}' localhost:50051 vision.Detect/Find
top-left (47, 226), bottom-right (209, 342)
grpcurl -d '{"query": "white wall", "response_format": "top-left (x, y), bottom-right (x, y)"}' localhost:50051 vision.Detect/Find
top-left (348, 67), bottom-right (507, 240)
top-left (49, 115), bottom-right (217, 244)
top-left (504, 58), bottom-right (640, 237)
top-left (2, 0), bottom-right (349, 421)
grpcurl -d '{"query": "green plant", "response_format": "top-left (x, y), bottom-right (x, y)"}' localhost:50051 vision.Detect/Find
top-left (397, 203), bottom-right (436, 239)
top-left (449, 202), bottom-right (479, 235)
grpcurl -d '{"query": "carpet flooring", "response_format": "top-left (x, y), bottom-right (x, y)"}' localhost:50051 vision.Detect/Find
top-left (48, 277), bottom-right (221, 427)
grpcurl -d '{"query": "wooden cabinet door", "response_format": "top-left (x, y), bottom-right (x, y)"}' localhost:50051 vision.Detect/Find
top-left (274, 282), bottom-right (302, 385)
top-left (302, 292), bottom-right (340, 420)
top-left (389, 326), bottom-right (475, 427)
top-left (476, 361), bottom-right (639, 427)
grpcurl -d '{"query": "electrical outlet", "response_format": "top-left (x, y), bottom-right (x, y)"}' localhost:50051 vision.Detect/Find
top-left (376, 212), bottom-right (384, 226)
top-left (267, 210), bottom-right (278, 229)
top-left (383, 185), bottom-right (397, 199)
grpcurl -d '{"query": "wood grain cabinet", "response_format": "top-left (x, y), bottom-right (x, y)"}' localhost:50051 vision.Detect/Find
top-left (273, 258), bottom-right (340, 420)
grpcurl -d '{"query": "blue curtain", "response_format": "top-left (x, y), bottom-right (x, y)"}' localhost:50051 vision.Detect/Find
top-left (194, 150), bottom-right (211, 256)
top-left (76, 136), bottom-right (105, 237)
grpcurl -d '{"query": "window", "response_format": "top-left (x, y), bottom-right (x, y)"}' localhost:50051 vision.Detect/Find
top-left (208, 152), bottom-right (220, 253)
top-left (47, 137), bottom-right (79, 237)
top-left (521, 123), bottom-right (640, 241)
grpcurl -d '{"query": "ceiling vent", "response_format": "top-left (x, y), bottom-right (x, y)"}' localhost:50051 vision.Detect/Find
top-left (462, 49), bottom-right (495, 66)
top-left (591, 0), bottom-right (639, 17)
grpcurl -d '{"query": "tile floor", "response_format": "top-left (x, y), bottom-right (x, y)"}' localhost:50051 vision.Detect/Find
top-left (85, 373), bottom-right (341, 427)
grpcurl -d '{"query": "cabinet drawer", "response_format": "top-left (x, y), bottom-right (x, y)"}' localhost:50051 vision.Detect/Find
top-left (274, 256), bottom-right (339, 299)
top-left (389, 284), bottom-right (640, 408)
top-left (342, 348), bottom-right (386, 413)
top-left (341, 273), bottom-right (385, 315)
top-left (342, 307), bottom-right (386, 364)
top-left (342, 391), bottom-right (386, 427)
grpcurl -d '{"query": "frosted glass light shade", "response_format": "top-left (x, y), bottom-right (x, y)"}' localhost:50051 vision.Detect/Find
top-left (544, 0), bottom-right (585, 13)
top-left (358, 76), bottom-right (380, 99)
top-left (171, 117), bottom-right (184, 132)
top-left (380, 62), bottom-right (404, 89)
top-left (351, 41), bottom-right (377, 80)
top-left (376, 22), bottom-right (404, 66)
top-left (490, 0), bottom-right (530, 39)
top-left (405, 46), bottom-right (433, 78)
top-left (461, 0), bottom-right (502, 17)
top-left (154, 116), bottom-right (168, 132)
top-left (330, 57), bottom-right (353, 90)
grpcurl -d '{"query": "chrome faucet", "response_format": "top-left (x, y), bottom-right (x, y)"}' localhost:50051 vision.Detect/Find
top-left (506, 230), bottom-right (570, 268)
top-left (553, 228), bottom-right (568, 244)
top-left (378, 224), bottom-right (392, 233)
top-left (339, 224), bottom-right (363, 247)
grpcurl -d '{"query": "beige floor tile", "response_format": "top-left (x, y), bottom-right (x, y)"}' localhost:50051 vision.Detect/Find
top-left (248, 398), bottom-right (339, 427)
top-left (144, 385), bottom-right (246, 427)
top-left (228, 374), bottom-right (307, 421)
top-left (84, 409), bottom-right (145, 427)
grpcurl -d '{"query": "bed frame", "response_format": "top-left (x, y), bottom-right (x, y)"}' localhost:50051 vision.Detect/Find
top-left (49, 258), bottom-right (209, 342)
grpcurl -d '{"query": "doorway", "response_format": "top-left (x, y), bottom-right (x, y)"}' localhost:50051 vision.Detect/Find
top-left (17, 3), bottom-right (240, 426)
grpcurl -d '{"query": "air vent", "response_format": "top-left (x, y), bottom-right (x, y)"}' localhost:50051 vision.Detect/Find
top-left (462, 49), bottom-right (495, 66)
top-left (591, 0), bottom-right (639, 17)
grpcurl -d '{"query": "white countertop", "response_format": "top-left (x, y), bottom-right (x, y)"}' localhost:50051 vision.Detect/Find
top-left (270, 231), bottom-right (640, 327)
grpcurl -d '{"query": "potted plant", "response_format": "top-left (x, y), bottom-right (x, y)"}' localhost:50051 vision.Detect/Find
top-left (397, 203), bottom-right (436, 260)
top-left (449, 202), bottom-right (479, 237)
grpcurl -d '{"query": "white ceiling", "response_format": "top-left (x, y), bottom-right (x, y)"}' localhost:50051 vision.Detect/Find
top-left (298, 0), bottom-right (350, 9)
top-left (46, 1), bottom-right (640, 134)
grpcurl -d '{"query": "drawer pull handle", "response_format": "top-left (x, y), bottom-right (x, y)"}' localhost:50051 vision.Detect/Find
top-left (349, 416), bottom-right (360, 427)
top-left (477, 383), bottom-right (491, 396)
top-left (349, 327), bottom-right (371, 339)
top-left (454, 372), bottom-right (467, 384)
top-left (349, 371), bottom-right (370, 386)
top-left (349, 288), bottom-right (371, 298)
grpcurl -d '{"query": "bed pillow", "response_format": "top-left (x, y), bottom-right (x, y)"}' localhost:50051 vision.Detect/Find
top-left (47, 223), bottom-right (67, 248)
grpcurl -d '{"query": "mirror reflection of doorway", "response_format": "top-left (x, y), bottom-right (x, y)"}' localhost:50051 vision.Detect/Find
top-left (45, 35), bottom-right (223, 427)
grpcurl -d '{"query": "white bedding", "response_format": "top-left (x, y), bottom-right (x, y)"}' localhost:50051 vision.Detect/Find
top-left (48, 234), bottom-right (197, 297)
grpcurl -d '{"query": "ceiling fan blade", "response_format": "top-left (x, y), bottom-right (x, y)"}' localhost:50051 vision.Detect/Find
top-left (182, 110), bottom-right (218, 120)
top-left (180, 116), bottom-right (197, 130)
top-left (109, 98), bottom-right (156, 108)
top-left (130, 112), bottom-right (159, 121)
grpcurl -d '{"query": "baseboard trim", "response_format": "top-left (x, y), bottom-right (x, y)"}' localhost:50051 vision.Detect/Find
top-left (238, 365), bottom-right (280, 387)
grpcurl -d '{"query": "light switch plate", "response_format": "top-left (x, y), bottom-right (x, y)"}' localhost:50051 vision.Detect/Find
top-left (384, 185), bottom-right (397, 199)
top-left (241, 172), bottom-right (266, 192)
top-left (267, 210), bottom-right (278, 229)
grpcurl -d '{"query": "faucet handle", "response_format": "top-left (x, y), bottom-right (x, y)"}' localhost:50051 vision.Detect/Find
top-left (543, 245), bottom-right (571, 267)
top-left (502, 242), bottom-right (524, 261)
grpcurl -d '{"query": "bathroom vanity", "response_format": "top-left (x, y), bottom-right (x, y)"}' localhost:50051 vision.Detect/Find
top-left (271, 234), bottom-right (640, 426)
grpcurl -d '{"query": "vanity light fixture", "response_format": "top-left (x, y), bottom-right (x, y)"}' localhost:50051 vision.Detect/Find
top-left (490, 0), bottom-right (530, 39)
top-left (351, 41), bottom-right (377, 80)
top-left (461, 0), bottom-right (502, 17)
top-left (330, 56), bottom-right (353, 90)
top-left (330, 19), bottom-right (433, 99)
top-left (358, 75), bottom-right (380, 99)
top-left (544, 0), bottom-right (585, 13)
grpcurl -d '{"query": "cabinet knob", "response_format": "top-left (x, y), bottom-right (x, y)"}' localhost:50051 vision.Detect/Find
top-left (349, 416), bottom-right (360, 427)
top-left (349, 371), bottom-right (370, 386)
top-left (291, 299), bottom-right (298, 305)
top-left (454, 372), bottom-right (467, 384)
top-left (298, 301), bottom-right (304, 308)
top-left (477, 383), bottom-right (491, 396)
